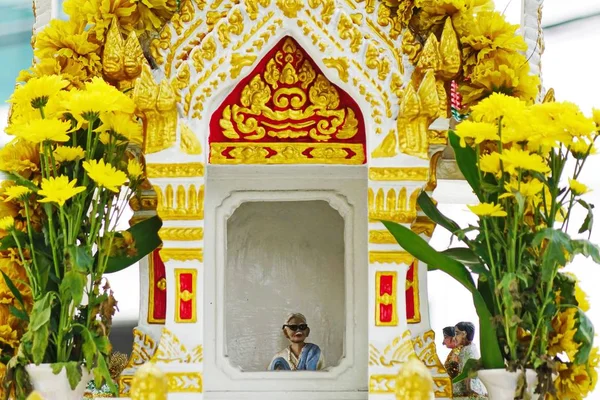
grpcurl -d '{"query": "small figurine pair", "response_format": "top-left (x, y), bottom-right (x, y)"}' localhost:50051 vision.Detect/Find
top-left (268, 313), bottom-right (325, 371)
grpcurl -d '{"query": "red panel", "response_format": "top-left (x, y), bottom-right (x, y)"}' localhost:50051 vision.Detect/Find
top-left (208, 36), bottom-right (366, 160)
top-left (380, 274), bottom-right (394, 296)
top-left (380, 304), bottom-right (393, 323)
top-left (179, 273), bottom-right (194, 321)
top-left (152, 250), bottom-right (166, 321)
top-left (406, 262), bottom-right (415, 321)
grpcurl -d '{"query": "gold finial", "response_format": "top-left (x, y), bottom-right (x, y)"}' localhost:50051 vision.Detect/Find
top-left (130, 362), bottom-right (168, 400)
top-left (395, 357), bottom-right (435, 399)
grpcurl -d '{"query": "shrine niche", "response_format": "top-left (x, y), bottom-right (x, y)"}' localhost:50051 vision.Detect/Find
top-left (120, 0), bottom-right (455, 398)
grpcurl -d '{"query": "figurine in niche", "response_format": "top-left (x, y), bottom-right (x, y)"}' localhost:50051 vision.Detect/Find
top-left (268, 313), bottom-right (325, 371)
top-left (441, 326), bottom-right (461, 380)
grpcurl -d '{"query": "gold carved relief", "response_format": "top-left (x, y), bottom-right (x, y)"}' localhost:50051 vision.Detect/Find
top-left (230, 54), bottom-right (257, 79)
top-left (180, 123), bottom-right (203, 155)
top-left (103, 21), bottom-right (145, 88)
top-left (153, 328), bottom-right (204, 364)
top-left (369, 251), bottom-right (414, 265)
top-left (154, 184), bottom-right (204, 220)
top-left (369, 331), bottom-right (415, 367)
top-left (413, 330), bottom-right (447, 374)
top-left (368, 187), bottom-right (420, 224)
top-left (245, 0), bottom-right (271, 20)
top-left (146, 163), bottom-right (205, 178)
top-left (307, 0), bottom-right (335, 23)
top-left (167, 372), bottom-right (203, 393)
top-left (276, 0), bottom-right (304, 18)
top-left (210, 143), bottom-right (365, 165)
top-left (369, 374), bottom-right (396, 394)
top-left (323, 57), bottom-right (350, 83)
top-left (372, 130), bottom-right (398, 158)
top-left (160, 248), bottom-right (204, 262)
top-left (219, 38), bottom-right (359, 142)
top-left (125, 329), bottom-right (158, 369)
top-left (337, 13), bottom-right (363, 53)
top-left (160, 227), bottom-right (204, 241)
top-left (365, 43), bottom-right (391, 81)
top-left (369, 167), bottom-right (429, 181)
top-left (134, 65), bottom-right (178, 154)
top-left (369, 230), bottom-right (397, 244)
top-left (411, 216), bottom-right (436, 238)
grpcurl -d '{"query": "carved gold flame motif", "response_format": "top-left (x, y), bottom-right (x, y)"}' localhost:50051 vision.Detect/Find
top-left (219, 38), bottom-right (359, 142)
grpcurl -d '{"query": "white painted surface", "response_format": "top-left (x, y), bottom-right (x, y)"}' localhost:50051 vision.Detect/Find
top-left (225, 200), bottom-right (345, 372)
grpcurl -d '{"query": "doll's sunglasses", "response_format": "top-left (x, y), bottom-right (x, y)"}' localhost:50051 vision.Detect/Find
top-left (282, 324), bottom-right (308, 331)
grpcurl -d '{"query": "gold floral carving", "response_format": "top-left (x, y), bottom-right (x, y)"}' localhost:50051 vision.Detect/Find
top-left (154, 184), bottom-right (204, 220)
top-left (369, 374), bottom-right (396, 394)
top-left (245, 0), bottom-right (272, 20)
top-left (230, 54), bottom-right (257, 79)
top-left (160, 227), bottom-right (204, 241)
top-left (411, 216), bottom-right (436, 238)
top-left (369, 167), bottom-right (429, 182)
top-left (428, 129), bottom-right (448, 146)
top-left (323, 57), bottom-right (350, 83)
top-left (397, 70), bottom-right (440, 159)
top-left (125, 329), bottom-right (159, 369)
top-left (180, 123), bottom-right (202, 155)
top-left (369, 230), bottom-right (397, 244)
top-left (369, 331), bottom-right (415, 367)
top-left (276, 0), bottom-right (303, 18)
top-left (368, 187), bottom-right (420, 223)
top-left (220, 38), bottom-right (359, 142)
top-left (103, 21), bottom-right (145, 88)
top-left (439, 18), bottom-right (461, 80)
top-left (210, 143), bottom-right (365, 165)
top-left (413, 330), bottom-right (447, 374)
top-left (153, 328), bottom-right (204, 364)
top-left (338, 13), bottom-right (363, 53)
top-left (433, 377), bottom-right (453, 398)
top-left (217, 8), bottom-right (244, 48)
top-left (307, 0), bottom-right (335, 23)
top-left (146, 163), bottom-right (205, 178)
top-left (365, 43), bottom-right (391, 81)
top-left (160, 248), bottom-right (203, 262)
top-left (134, 65), bottom-right (178, 154)
top-left (369, 251), bottom-right (414, 265)
top-left (167, 372), bottom-right (203, 393)
top-left (372, 130), bottom-right (398, 158)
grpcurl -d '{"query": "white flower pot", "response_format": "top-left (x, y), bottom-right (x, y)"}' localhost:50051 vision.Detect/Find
top-left (478, 369), bottom-right (538, 400)
top-left (26, 363), bottom-right (92, 400)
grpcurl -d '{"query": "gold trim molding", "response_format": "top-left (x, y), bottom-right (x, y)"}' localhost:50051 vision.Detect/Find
top-left (369, 230), bottom-right (397, 244)
top-left (160, 227), bottom-right (204, 241)
top-left (369, 167), bottom-right (429, 181)
top-left (160, 248), bottom-right (203, 262)
top-left (146, 163), bottom-right (205, 178)
top-left (167, 372), bottom-right (203, 393)
top-left (154, 184), bottom-right (204, 221)
top-left (369, 251), bottom-right (414, 265)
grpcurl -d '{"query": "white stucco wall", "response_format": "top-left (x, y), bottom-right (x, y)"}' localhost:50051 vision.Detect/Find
top-left (225, 200), bottom-right (345, 372)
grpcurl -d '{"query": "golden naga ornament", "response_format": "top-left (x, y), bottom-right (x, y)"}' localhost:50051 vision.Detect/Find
top-left (130, 362), bottom-right (168, 400)
top-left (218, 37), bottom-right (360, 142)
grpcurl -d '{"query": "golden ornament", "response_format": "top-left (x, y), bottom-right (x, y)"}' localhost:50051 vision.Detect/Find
top-left (130, 362), bottom-right (168, 400)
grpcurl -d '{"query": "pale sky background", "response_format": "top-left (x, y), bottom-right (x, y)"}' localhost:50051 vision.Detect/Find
top-left (0, 0), bottom-right (599, 396)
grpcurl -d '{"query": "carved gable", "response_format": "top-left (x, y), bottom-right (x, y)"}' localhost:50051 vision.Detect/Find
top-left (209, 37), bottom-right (366, 164)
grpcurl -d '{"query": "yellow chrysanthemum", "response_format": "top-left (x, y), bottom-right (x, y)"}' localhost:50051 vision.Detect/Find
top-left (127, 159), bottom-right (143, 179)
top-left (570, 139), bottom-right (597, 159)
top-left (454, 121), bottom-right (499, 147)
top-left (83, 159), bottom-right (128, 193)
top-left (467, 202), bottom-right (507, 217)
top-left (63, 78), bottom-right (135, 126)
top-left (0, 139), bottom-right (40, 177)
top-left (98, 112), bottom-right (143, 145)
top-left (531, 102), bottom-right (596, 143)
top-left (575, 282), bottom-right (590, 312)
top-left (549, 308), bottom-right (580, 360)
top-left (549, 348), bottom-right (598, 400)
top-left (18, 57), bottom-right (88, 90)
top-left (500, 148), bottom-right (550, 175)
top-left (0, 254), bottom-right (32, 307)
top-left (0, 217), bottom-right (15, 232)
top-left (3, 186), bottom-right (32, 202)
top-left (54, 146), bottom-right (85, 163)
top-left (470, 92), bottom-right (528, 124)
top-left (479, 152), bottom-right (501, 177)
top-left (8, 75), bottom-right (69, 111)
top-left (0, 324), bottom-right (19, 348)
top-left (5, 118), bottom-right (71, 144)
top-left (502, 178), bottom-right (545, 199)
top-left (593, 108), bottom-right (600, 127)
top-left (33, 19), bottom-right (101, 80)
top-left (64, 0), bottom-right (138, 43)
top-left (569, 179), bottom-right (590, 196)
top-left (135, 0), bottom-right (178, 33)
top-left (38, 176), bottom-right (86, 207)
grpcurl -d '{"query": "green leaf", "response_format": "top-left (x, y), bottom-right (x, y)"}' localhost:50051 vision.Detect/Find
top-left (449, 131), bottom-right (483, 201)
top-left (0, 230), bottom-right (27, 251)
top-left (1, 271), bottom-right (26, 311)
top-left (442, 247), bottom-right (490, 278)
top-left (94, 335), bottom-right (111, 355)
top-left (417, 191), bottom-right (462, 236)
top-left (67, 245), bottom-right (94, 273)
top-left (77, 325), bottom-right (97, 371)
top-left (29, 292), bottom-right (54, 331)
top-left (452, 358), bottom-right (481, 384)
top-left (570, 239), bottom-right (600, 263)
top-left (60, 271), bottom-right (87, 307)
top-left (94, 355), bottom-right (117, 394)
top-left (105, 215), bottom-right (162, 274)
top-left (52, 362), bottom-right (82, 391)
top-left (532, 228), bottom-right (573, 282)
top-left (31, 323), bottom-right (49, 365)
top-left (8, 305), bottom-right (29, 322)
top-left (574, 309), bottom-right (595, 365)
top-left (577, 200), bottom-right (594, 238)
top-left (382, 220), bottom-right (504, 369)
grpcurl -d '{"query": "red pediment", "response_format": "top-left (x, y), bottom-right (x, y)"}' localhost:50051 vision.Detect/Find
top-left (209, 37), bottom-right (366, 164)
